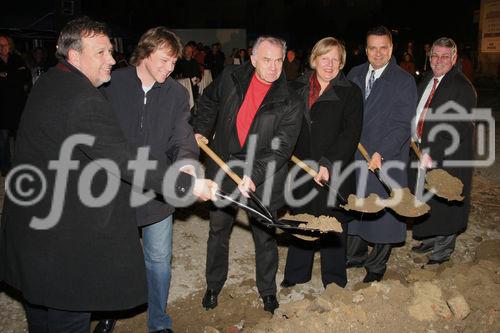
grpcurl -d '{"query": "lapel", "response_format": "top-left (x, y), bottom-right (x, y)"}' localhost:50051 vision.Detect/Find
top-left (362, 57), bottom-right (401, 128)
top-left (429, 67), bottom-right (458, 108)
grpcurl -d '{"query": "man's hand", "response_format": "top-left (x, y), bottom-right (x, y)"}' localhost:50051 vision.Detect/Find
top-left (368, 152), bottom-right (383, 171)
top-left (193, 179), bottom-right (218, 201)
top-left (195, 133), bottom-right (208, 145)
top-left (314, 166), bottom-right (329, 186)
top-left (238, 175), bottom-right (256, 198)
top-left (419, 153), bottom-right (433, 169)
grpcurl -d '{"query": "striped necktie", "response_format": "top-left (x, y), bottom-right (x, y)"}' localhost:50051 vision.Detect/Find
top-left (365, 69), bottom-right (375, 99)
top-left (416, 78), bottom-right (439, 140)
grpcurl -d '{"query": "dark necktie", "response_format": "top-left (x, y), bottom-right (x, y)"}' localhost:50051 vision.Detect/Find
top-left (365, 69), bottom-right (375, 99)
top-left (416, 78), bottom-right (439, 139)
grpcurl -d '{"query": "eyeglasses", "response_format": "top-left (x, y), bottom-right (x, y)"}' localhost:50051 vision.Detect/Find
top-left (430, 54), bottom-right (451, 62)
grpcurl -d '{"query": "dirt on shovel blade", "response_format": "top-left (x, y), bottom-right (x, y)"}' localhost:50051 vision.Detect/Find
top-left (342, 193), bottom-right (385, 213)
top-left (384, 187), bottom-right (430, 217)
top-left (282, 213), bottom-right (343, 241)
top-left (425, 169), bottom-right (464, 201)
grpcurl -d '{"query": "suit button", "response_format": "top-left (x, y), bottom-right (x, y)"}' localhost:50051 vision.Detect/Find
top-left (180, 187), bottom-right (186, 193)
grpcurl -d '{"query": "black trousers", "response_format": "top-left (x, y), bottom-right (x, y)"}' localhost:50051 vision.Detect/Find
top-left (206, 205), bottom-right (278, 296)
top-left (347, 235), bottom-right (392, 275)
top-left (283, 229), bottom-right (347, 288)
top-left (24, 302), bottom-right (91, 333)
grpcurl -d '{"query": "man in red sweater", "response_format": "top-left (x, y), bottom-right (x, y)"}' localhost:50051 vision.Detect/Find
top-left (194, 36), bottom-right (303, 314)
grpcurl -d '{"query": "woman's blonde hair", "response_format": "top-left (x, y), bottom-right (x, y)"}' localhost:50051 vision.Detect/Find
top-left (309, 37), bottom-right (346, 70)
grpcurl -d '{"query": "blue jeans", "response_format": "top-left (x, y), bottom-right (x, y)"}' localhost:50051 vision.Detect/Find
top-left (142, 214), bottom-right (173, 332)
top-left (0, 129), bottom-right (11, 175)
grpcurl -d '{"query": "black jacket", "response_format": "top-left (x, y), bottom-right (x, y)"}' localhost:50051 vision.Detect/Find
top-left (1, 61), bottom-right (193, 311)
top-left (410, 66), bottom-right (477, 237)
top-left (193, 62), bottom-right (303, 210)
top-left (289, 71), bottom-right (363, 221)
top-left (101, 67), bottom-right (198, 226)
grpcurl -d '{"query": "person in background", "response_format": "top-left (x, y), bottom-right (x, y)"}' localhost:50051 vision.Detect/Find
top-left (0, 34), bottom-right (31, 176)
top-left (281, 37), bottom-right (363, 290)
top-left (400, 52), bottom-right (416, 77)
top-left (283, 49), bottom-right (302, 81)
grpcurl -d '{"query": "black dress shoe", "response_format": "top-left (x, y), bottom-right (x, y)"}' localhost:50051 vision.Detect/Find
top-left (411, 242), bottom-right (433, 253)
top-left (426, 258), bottom-right (450, 265)
top-left (151, 329), bottom-right (173, 333)
top-left (346, 260), bottom-right (364, 268)
top-left (262, 294), bottom-right (279, 314)
top-left (280, 279), bottom-right (296, 288)
top-left (202, 289), bottom-right (218, 310)
top-left (362, 271), bottom-right (383, 283)
top-left (93, 319), bottom-right (116, 333)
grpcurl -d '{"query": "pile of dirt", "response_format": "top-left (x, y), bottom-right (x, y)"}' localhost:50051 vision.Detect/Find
top-left (248, 239), bottom-right (500, 333)
top-left (425, 169), bottom-right (464, 201)
top-left (386, 187), bottom-right (430, 217)
top-left (281, 213), bottom-right (343, 233)
top-left (343, 193), bottom-right (384, 213)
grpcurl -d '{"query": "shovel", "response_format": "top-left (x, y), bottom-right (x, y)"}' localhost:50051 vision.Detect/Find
top-left (197, 138), bottom-right (342, 234)
top-left (357, 143), bottom-right (430, 217)
top-left (410, 140), bottom-right (464, 201)
top-left (290, 155), bottom-right (385, 214)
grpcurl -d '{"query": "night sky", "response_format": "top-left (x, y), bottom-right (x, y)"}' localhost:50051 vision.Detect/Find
top-left (3, 0), bottom-right (481, 49)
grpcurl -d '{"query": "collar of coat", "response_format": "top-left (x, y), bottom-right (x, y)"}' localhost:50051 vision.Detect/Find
top-left (418, 65), bottom-right (459, 97)
top-left (122, 65), bottom-right (170, 91)
top-left (358, 56), bottom-right (398, 83)
top-left (291, 69), bottom-right (352, 103)
top-left (231, 62), bottom-right (290, 105)
top-left (57, 60), bottom-right (96, 87)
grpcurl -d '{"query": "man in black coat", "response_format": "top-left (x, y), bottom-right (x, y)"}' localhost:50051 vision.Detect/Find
top-left (409, 37), bottom-right (477, 265)
top-left (97, 27), bottom-right (198, 333)
top-left (193, 36), bottom-right (303, 314)
top-left (0, 17), bottom-right (216, 333)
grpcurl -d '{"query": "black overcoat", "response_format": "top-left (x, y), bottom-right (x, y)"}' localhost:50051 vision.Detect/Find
top-left (410, 66), bottom-right (477, 237)
top-left (0, 61), bottom-right (193, 311)
top-left (288, 71), bottom-right (363, 222)
top-left (347, 58), bottom-right (418, 243)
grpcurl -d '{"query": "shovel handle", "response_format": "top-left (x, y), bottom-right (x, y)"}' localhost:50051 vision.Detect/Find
top-left (410, 140), bottom-right (422, 159)
top-left (291, 155), bottom-right (318, 178)
top-left (357, 143), bottom-right (371, 162)
top-left (197, 138), bottom-right (243, 185)
top-left (357, 143), bottom-right (392, 194)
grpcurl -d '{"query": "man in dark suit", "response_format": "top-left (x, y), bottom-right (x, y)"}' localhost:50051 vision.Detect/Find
top-left (97, 27), bottom-right (199, 333)
top-left (346, 26), bottom-right (418, 283)
top-left (0, 17), bottom-right (215, 333)
top-left (409, 37), bottom-right (477, 265)
top-left (193, 36), bottom-right (303, 314)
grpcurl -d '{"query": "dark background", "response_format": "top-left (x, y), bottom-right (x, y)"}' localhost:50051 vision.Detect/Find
top-left (2, 0), bottom-right (480, 50)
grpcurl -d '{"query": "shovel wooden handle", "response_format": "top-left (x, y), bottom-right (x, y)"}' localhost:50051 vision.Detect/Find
top-left (291, 155), bottom-right (318, 178)
top-left (357, 143), bottom-right (371, 162)
top-left (410, 140), bottom-right (422, 159)
top-left (197, 138), bottom-right (243, 185)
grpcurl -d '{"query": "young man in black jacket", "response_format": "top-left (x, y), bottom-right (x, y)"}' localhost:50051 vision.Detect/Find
top-left (98, 27), bottom-right (199, 333)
